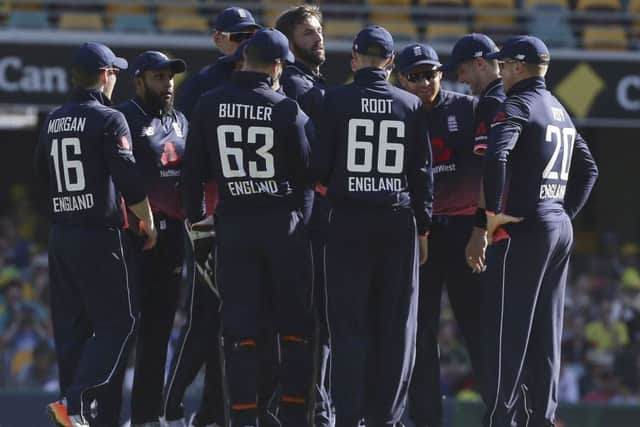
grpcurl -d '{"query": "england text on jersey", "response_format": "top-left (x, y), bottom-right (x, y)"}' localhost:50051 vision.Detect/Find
top-left (52, 193), bottom-right (95, 212)
top-left (228, 179), bottom-right (281, 196)
top-left (348, 176), bottom-right (403, 192)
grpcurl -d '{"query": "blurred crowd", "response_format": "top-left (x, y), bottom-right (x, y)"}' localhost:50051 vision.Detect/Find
top-left (2, 184), bottom-right (640, 406)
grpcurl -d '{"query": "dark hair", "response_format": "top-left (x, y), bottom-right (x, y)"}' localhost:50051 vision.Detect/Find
top-left (275, 4), bottom-right (322, 39)
top-left (243, 43), bottom-right (275, 67)
top-left (71, 65), bottom-right (101, 89)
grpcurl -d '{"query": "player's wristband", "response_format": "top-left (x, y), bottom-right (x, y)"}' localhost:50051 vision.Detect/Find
top-left (474, 208), bottom-right (487, 229)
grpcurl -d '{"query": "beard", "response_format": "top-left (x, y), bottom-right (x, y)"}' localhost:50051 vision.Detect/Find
top-left (142, 80), bottom-right (174, 116)
top-left (293, 43), bottom-right (325, 68)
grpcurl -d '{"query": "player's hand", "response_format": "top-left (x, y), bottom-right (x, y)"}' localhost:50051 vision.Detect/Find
top-left (139, 220), bottom-right (157, 251)
top-left (418, 234), bottom-right (429, 265)
top-left (486, 212), bottom-right (523, 244)
top-left (465, 227), bottom-right (488, 273)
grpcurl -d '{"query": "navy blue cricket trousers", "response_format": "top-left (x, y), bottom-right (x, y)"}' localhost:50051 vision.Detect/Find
top-left (215, 209), bottom-right (315, 426)
top-left (49, 224), bottom-right (137, 426)
top-left (409, 215), bottom-right (483, 427)
top-left (310, 192), bottom-right (334, 427)
top-left (481, 218), bottom-right (573, 427)
top-left (162, 238), bottom-right (224, 426)
top-left (131, 216), bottom-right (185, 424)
top-left (326, 207), bottom-right (419, 427)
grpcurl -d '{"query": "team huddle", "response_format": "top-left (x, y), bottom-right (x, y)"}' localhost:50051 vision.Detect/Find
top-left (34, 4), bottom-right (599, 427)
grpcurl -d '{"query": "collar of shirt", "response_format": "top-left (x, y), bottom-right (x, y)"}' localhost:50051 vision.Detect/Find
top-left (354, 67), bottom-right (388, 85)
top-left (289, 60), bottom-right (324, 83)
top-left (481, 78), bottom-right (504, 99)
top-left (231, 71), bottom-right (273, 90)
top-left (129, 96), bottom-right (177, 127)
top-left (131, 95), bottom-right (163, 118)
top-left (215, 54), bottom-right (240, 70)
top-left (507, 76), bottom-right (546, 96)
top-left (72, 88), bottom-right (111, 106)
top-left (430, 89), bottom-right (448, 111)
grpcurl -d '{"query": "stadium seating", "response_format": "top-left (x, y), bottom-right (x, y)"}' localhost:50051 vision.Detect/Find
top-left (262, 0), bottom-right (290, 27)
top-left (373, 20), bottom-right (419, 40)
top-left (105, 0), bottom-right (150, 16)
top-left (576, 0), bottom-right (622, 10)
top-left (0, 0), bottom-right (636, 51)
top-left (6, 10), bottom-right (49, 28)
top-left (58, 12), bottom-right (104, 31)
top-left (470, 0), bottom-right (518, 32)
top-left (528, 15), bottom-right (576, 47)
top-left (157, 14), bottom-right (209, 33)
top-left (582, 25), bottom-right (628, 49)
top-left (323, 19), bottom-right (365, 40)
top-left (110, 13), bottom-right (155, 32)
top-left (425, 22), bottom-right (470, 43)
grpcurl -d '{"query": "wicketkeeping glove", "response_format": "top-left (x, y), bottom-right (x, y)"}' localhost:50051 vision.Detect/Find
top-left (185, 217), bottom-right (218, 296)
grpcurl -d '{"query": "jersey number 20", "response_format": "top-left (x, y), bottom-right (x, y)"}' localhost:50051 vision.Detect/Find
top-left (542, 124), bottom-right (575, 181)
top-left (347, 119), bottom-right (405, 174)
top-left (217, 125), bottom-right (274, 179)
top-left (50, 137), bottom-right (86, 193)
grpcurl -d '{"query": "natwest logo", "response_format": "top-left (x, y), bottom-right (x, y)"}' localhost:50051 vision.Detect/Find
top-left (0, 56), bottom-right (68, 94)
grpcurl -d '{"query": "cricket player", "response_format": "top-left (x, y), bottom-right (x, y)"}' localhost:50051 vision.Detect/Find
top-left (182, 28), bottom-right (316, 426)
top-left (276, 5), bottom-right (333, 426)
top-left (116, 50), bottom-right (188, 427)
top-left (395, 42), bottom-right (481, 427)
top-left (35, 42), bottom-right (156, 427)
top-left (481, 35), bottom-right (598, 426)
top-left (314, 26), bottom-right (433, 427)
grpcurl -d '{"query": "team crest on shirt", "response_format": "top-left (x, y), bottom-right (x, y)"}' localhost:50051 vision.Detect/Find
top-left (552, 107), bottom-right (565, 122)
top-left (141, 126), bottom-right (155, 136)
top-left (447, 115), bottom-right (459, 132)
top-left (172, 122), bottom-right (184, 138)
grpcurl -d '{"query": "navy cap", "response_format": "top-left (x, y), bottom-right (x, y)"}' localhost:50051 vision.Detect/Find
top-left (441, 33), bottom-right (499, 71)
top-left (485, 35), bottom-right (550, 64)
top-left (214, 7), bottom-right (261, 33)
top-left (396, 43), bottom-right (440, 74)
top-left (353, 25), bottom-right (394, 59)
top-left (132, 51), bottom-right (186, 77)
top-left (72, 42), bottom-right (128, 72)
top-left (245, 28), bottom-right (294, 63)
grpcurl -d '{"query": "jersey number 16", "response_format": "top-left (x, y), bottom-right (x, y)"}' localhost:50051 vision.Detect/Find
top-left (50, 137), bottom-right (86, 193)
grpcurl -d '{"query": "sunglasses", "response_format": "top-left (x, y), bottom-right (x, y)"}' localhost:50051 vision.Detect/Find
top-left (222, 31), bottom-right (254, 42)
top-left (101, 67), bottom-right (120, 76)
top-left (406, 70), bottom-right (439, 83)
top-left (498, 59), bottom-right (523, 69)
